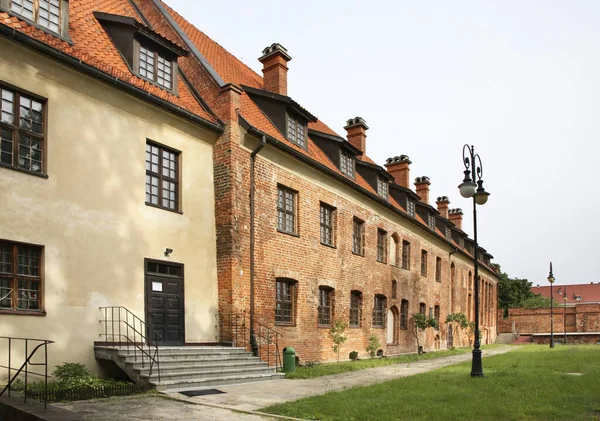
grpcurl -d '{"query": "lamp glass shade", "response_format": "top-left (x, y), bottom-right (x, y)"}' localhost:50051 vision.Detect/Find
top-left (475, 191), bottom-right (490, 205)
top-left (458, 181), bottom-right (477, 198)
top-left (548, 275), bottom-right (555, 284)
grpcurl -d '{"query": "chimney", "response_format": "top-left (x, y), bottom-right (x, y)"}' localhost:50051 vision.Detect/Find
top-left (385, 155), bottom-right (411, 188)
top-left (414, 176), bottom-right (431, 205)
top-left (448, 208), bottom-right (463, 230)
top-left (259, 43), bottom-right (292, 96)
top-left (436, 196), bottom-right (450, 219)
top-left (344, 117), bottom-right (369, 155)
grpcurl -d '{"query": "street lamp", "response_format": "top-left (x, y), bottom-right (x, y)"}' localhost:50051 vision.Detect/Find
top-left (458, 144), bottom-right (490, 377)
top-left (563, 286), bottom-right (567, 345)
top-left (548, 262), bottom-right (555, 348)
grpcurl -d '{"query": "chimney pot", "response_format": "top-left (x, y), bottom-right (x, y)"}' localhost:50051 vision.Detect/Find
top-left (448, 208), bottom-right (463, 230)
top-left (259, 43), bottom-right (292, 96)
top-left (414, 176), bottom-right (431, 205)
top-left (344, 117), bottom-right (369, 155)
top-left (435, 196), bottom-right (450, 219)
top-left (385, 154), bottom-right (412, 188)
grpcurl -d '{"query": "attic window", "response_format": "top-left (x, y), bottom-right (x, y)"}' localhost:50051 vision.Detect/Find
top-left (407, 199), bottom-right (415, 217)
top-left (286, 114), bottom-right (306, 148)
top-left (8, 0), bottom-right (67, 36)
top-left (445, 227), bottom-right (451, 240)
top-left (139, 46), bottom-right (173, 90)
top-left (377, 177), bottom-right (388, 199)
top-left (340, 150), bottom-right (354, 178)
top-left (428, 215), bottom-right (436, 230)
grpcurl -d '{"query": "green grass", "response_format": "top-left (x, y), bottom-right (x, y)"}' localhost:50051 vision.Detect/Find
top-left (286, 345), bottom-right (502, 379)
top-left (265, 345), bottom-right (600, 421)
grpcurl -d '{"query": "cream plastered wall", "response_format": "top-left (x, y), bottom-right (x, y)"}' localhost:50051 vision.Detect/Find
top-left (0, 38), bottom-right (219, 377)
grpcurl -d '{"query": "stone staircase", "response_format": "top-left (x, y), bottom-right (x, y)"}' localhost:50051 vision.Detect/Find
top-left (95, 346), bottom-right (284, 392)
top-left (494, 333), bottom-right (517, 344)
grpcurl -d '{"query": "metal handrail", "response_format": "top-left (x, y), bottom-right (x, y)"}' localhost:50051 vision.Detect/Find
top-left (0, 336), bottom-right (54, 410)
top-left (98, 306), bottom-right (161, 382)
top-left (217, 313), bottom-right (282, 371)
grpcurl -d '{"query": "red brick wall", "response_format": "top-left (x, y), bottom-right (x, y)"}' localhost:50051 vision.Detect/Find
top-left (499, 304), bottom-right (600, 335)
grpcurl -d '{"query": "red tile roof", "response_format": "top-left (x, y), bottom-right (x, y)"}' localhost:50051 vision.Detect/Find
top-left (0, 0), bottom-right (216, 125)
top-left (531, 284), bottom-right (600, 303)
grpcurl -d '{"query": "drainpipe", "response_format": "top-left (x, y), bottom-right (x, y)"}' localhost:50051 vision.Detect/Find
top-left (249, 134), bottom-right (267, 357)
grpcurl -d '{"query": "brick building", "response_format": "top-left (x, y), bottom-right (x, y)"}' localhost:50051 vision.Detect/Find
top-left (531, 283), bottom-right (600, 304)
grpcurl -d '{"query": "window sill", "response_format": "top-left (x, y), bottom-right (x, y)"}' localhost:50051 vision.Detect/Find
top-left (277, 229), bottom-right (299, 238)
top-left (275, 323), bottom-right (296, 327)
top-left (351, 251), bottom-right (365, 257)
top-left (0, 163), bottom-right (48, 178)
top-left (0, 309), bottom-right (46, 316)
top-left (377, 260), bottom-right (388, 265)
top-left (145, 202), bottom-right (183, 214)
top-left (317, 324), bottom-right (331, 329)
top-left (372, 326), bottom-right (385, 329)
top-left (320, 242), bottom-right (336, 249)
top-left (349, 325), bottom-right (361, 329)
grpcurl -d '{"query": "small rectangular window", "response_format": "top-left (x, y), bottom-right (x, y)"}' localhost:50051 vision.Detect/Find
top-left (434, 305), bottom-right (440, 329)
top-left (419, 302), bottom-right (426, 315)
top-left (275, 279), bottom-right (294, 325)
top-left (0, 241), bottom-right (43, 312)
top-left (340, 150), bottom-right (354, 178)
top-left (286, 115), bottom-right (306, 148)
top-left (402, 240), bottom-right (411, 270)
top-left (318, 287), bottom-right (333, 326)
top-left (445, 227), bottom-right (451, 240)
top-left (372, 295), bottom-right (386, 328)
top-left (377, 177), bottom-right (388, 199)
top-left (428, 214), bottom-right (436, 230)
top-left (421, 249), bottom-right (428, 276)
top-left (400, 299), bottom-right (409, 329)
top-left (407, 199), bottom-right (415, 217)
top-left (138, 46), bottom-right (174, 91)
top-left (145, 142), bottom-right (179, 212)
top-left (377, 229), bottom-right (387, 263)
top-left (352, 217), bottom-right (364, 256)
top-left (11, 0), bottom-right (62, 34)
top-left (277, 185), bottom-right (297, 234)
top-left (320, 203), bottom-right (335, 246)
top-left (436, 257), bottom-right (442, 283)
top-left (349, 291), bottom-right (362, 327)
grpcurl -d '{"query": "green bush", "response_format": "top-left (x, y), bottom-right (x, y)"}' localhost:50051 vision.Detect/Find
top-left (366, 334), bottom-right (381, 358)
top-left (349, 351), bottom-right (359, 361)
top-left (53, 362), bottom-right (90, 382)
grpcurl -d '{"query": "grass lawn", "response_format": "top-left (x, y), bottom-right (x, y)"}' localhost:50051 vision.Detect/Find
top-left (264, 345), bottom-right (600, 421)
top-left (286, 345), bottom-right (501, 379)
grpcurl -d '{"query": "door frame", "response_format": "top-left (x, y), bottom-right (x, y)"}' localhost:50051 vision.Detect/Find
top-left (144, 258), bottom-right (185, 346)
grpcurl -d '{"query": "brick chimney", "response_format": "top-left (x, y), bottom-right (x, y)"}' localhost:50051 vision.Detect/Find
top-left (414, 176), bottom-right (431, 205)
top-left (448, 208), bottom-right (463, 230)
top-left (258, 43), bottom-right (292, 96)
top-left (436, 196), bottom-right (450, 219)
top-left (344, 117), bottom-right (369, 155)
top-left (385, 155), bottom-right (411, 188)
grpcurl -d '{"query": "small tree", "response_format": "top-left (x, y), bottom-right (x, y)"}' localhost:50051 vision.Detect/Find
top-left (366, 334), bottom-right (381, 358)
top-left (411, 313), bottom-right (437, 354)
top-left (328, 319), bottom-right (348, 363)
top-left (445, 313), bottom-right (468, 348)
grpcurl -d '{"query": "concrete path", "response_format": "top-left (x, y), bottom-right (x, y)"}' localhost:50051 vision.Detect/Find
top-left (168, 346), bottom-right (516, 412)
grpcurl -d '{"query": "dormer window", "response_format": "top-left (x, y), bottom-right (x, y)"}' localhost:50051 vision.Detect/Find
top-left (428, 215), bottom-right (436, 230)
top-left (7, 0), bottom-right (67, 36)
top-left (407, 199), bottom-right (415, 217)
top-left (377, 177), bottom-right (388, 199)
top-left (340, 150), bottom-right (354, 178)
top-left (139, 46), bottom-right (173, 90)
top-left (445, 227), bottom-right (451, 240)
top-left (286, 114), bottom-right (306, 148)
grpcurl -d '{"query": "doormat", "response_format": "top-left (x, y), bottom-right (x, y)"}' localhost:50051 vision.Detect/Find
top-left (180, 389), bottom-right (226, 397)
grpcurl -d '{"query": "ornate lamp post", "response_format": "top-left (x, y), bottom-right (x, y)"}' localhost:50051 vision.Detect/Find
top-left (548, 262), bottom-right (555, 348)
top-left (458, 144), bottom-right (490, 377)
top-left (563, 286), bottom-right (567, 345)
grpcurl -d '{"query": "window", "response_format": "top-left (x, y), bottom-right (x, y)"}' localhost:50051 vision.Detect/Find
top-left (434, 305), bottom-right (440, 329)
top-left (419, 302), bottom-right (426, 315)
top-left (350, 291), bottom-right (362, 327)
top-left (377, 229), bottom-right (387, 263)
top-left (377, 177), bottom-right (388, 199)
top-left (0, 85), bottom-right (45, 174)
top-left (275, 279), bottom-right (295, 325)
top-left (138, 45), bottom-right (173, 90)
top-left (400, 299), bottom-right (409, 329)
top-left (340, 150), bottom-right (354, 178)
top-left (318, 287), bottom-right (333, 326)
top-left (0, 241), bottom-right (43, 312)
top-left (445, 227), bottom-right (451, 240)
top-left (146, 142), bottom-right (179, 211)
top-left (402, 240), bottom-right (411, 270)
top-left (372, 295), bottom-right (386, 328)
top-left (421, 250), bottom-right (428, 276)
top-left (352, 217), bottom-right (364, 256)
top-left (277, 185), bottom-right (297, 234)
top-left (391, 280), bottom-right (397, 299)
top-left (10, 0), bottom-right (63, 34)
top-left (286, 114), bottom-right (306, 148)
top-left (407, 199), bottom-right (415, 217)
top-left (320, 203), bottom-right (335, 246)
top-left (428, 214), bottom-right (436, 230)
top-left (435, 257), bottom-right (442, 283)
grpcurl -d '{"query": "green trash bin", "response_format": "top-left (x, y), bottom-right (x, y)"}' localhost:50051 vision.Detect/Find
top-left (283, 346), bottom-right (296, 373)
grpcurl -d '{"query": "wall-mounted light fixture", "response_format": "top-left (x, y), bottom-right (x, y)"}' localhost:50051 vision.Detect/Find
top-left (164, 248), bottom-right (173, 257)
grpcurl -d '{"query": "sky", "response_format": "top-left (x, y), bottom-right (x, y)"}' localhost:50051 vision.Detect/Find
top-left (168, 0), bottom-right (600, 286)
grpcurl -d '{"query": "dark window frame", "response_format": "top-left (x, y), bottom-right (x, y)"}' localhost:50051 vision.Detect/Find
top-left (339, 149), bottom-right (355, 178)
top-left (285, 113), bottom-right (307, 149)
top-left (145, 140), bottom-right (181, 213)
top-left (277, 185), bottom-right (297, 235)
top-left (419, 302), bottom-right (426, 315)
top-left (435, 256), bottom-right (442, 283)
top-left (434, 305), bottom-right (440, 330)
top-left (391, 280), bottom-right (397, 299)
top-left (400, 299), bottom-right (409, 329)
top-left (0, 239), bottom-right (44, 315)
top-left (406, 199), bottom-right (415, 217)
top-left (134, 40), bottom-right (177, 93)
top-left (402, 240), bottom-right (411, 270)
top-left (428, 214), bottom-right (436, 230)
top-left (0, 82), bottom-right (47, 177)
top-left (352, 217), bottom-right (365, 256)
top-left (319, 202), bottom-right (335, 247)
top-left (349, 290), bottom-right (362, 328)
top-left (372, 294), bottom-right (386, 328)
top-left (377, 228), bottom-right (387, 263)
top-left (421, 249), bottom-right (428, 277)
top-left (275, 278), bottom-right (296, 325)
top-left (317, 286), bottom-right (333, 327)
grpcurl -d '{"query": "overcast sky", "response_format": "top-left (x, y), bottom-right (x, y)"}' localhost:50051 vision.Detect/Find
top-left (168, 0), bottom-right (600, 286)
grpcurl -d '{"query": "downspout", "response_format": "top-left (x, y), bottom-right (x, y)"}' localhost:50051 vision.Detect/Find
top-left (249, 134), bottom-right (267, 357)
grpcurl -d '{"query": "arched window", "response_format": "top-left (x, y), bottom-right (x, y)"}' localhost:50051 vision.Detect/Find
top-left (400, 299), bottom-right (409, 329)
top-left (391, 233), bottom-right (400, 266)
top-left (391, 280), bottom-right (397, 299)
top-left (450, 263), bottom-right (456, 313)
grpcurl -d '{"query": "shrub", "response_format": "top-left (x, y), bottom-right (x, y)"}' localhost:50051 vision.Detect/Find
top-left (366, 334), bottom-right (381, 358)
top-left (53, 362), bottom-right (90, 382)
top-left (329, 319), bottom-right (348, 363)
top-left (349, 351), bottom-right (359, 361)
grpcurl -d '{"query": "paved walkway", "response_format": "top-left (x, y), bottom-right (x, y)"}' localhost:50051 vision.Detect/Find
top-left (56, 346), bottom-right (516, 420)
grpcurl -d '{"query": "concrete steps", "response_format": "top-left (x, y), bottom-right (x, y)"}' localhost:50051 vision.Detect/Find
top-left (95, 345), bottom-right (283, 391)
top-left (495, 333), bottom-right (517, 344)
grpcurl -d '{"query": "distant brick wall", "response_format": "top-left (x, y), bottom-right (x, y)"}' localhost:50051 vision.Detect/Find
top-left (499, 304), bottom-right (600, 335)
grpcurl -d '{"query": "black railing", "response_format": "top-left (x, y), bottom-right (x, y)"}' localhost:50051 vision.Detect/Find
top-left (98, 306), bottom-right (161, 382)
top-left (26, 383), bottom-right (144, 403)
top-left (218, 313), bottom-right (282, 371)
top-left (0, 336), bottom-right (54, 410)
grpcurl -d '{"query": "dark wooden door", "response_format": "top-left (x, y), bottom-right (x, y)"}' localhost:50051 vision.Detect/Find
top-left (145, 260), bottom-right (184, 346)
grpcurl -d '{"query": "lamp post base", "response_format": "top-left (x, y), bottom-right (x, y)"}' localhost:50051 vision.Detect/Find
top-left (470, 348), bottom-right (484, 377)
